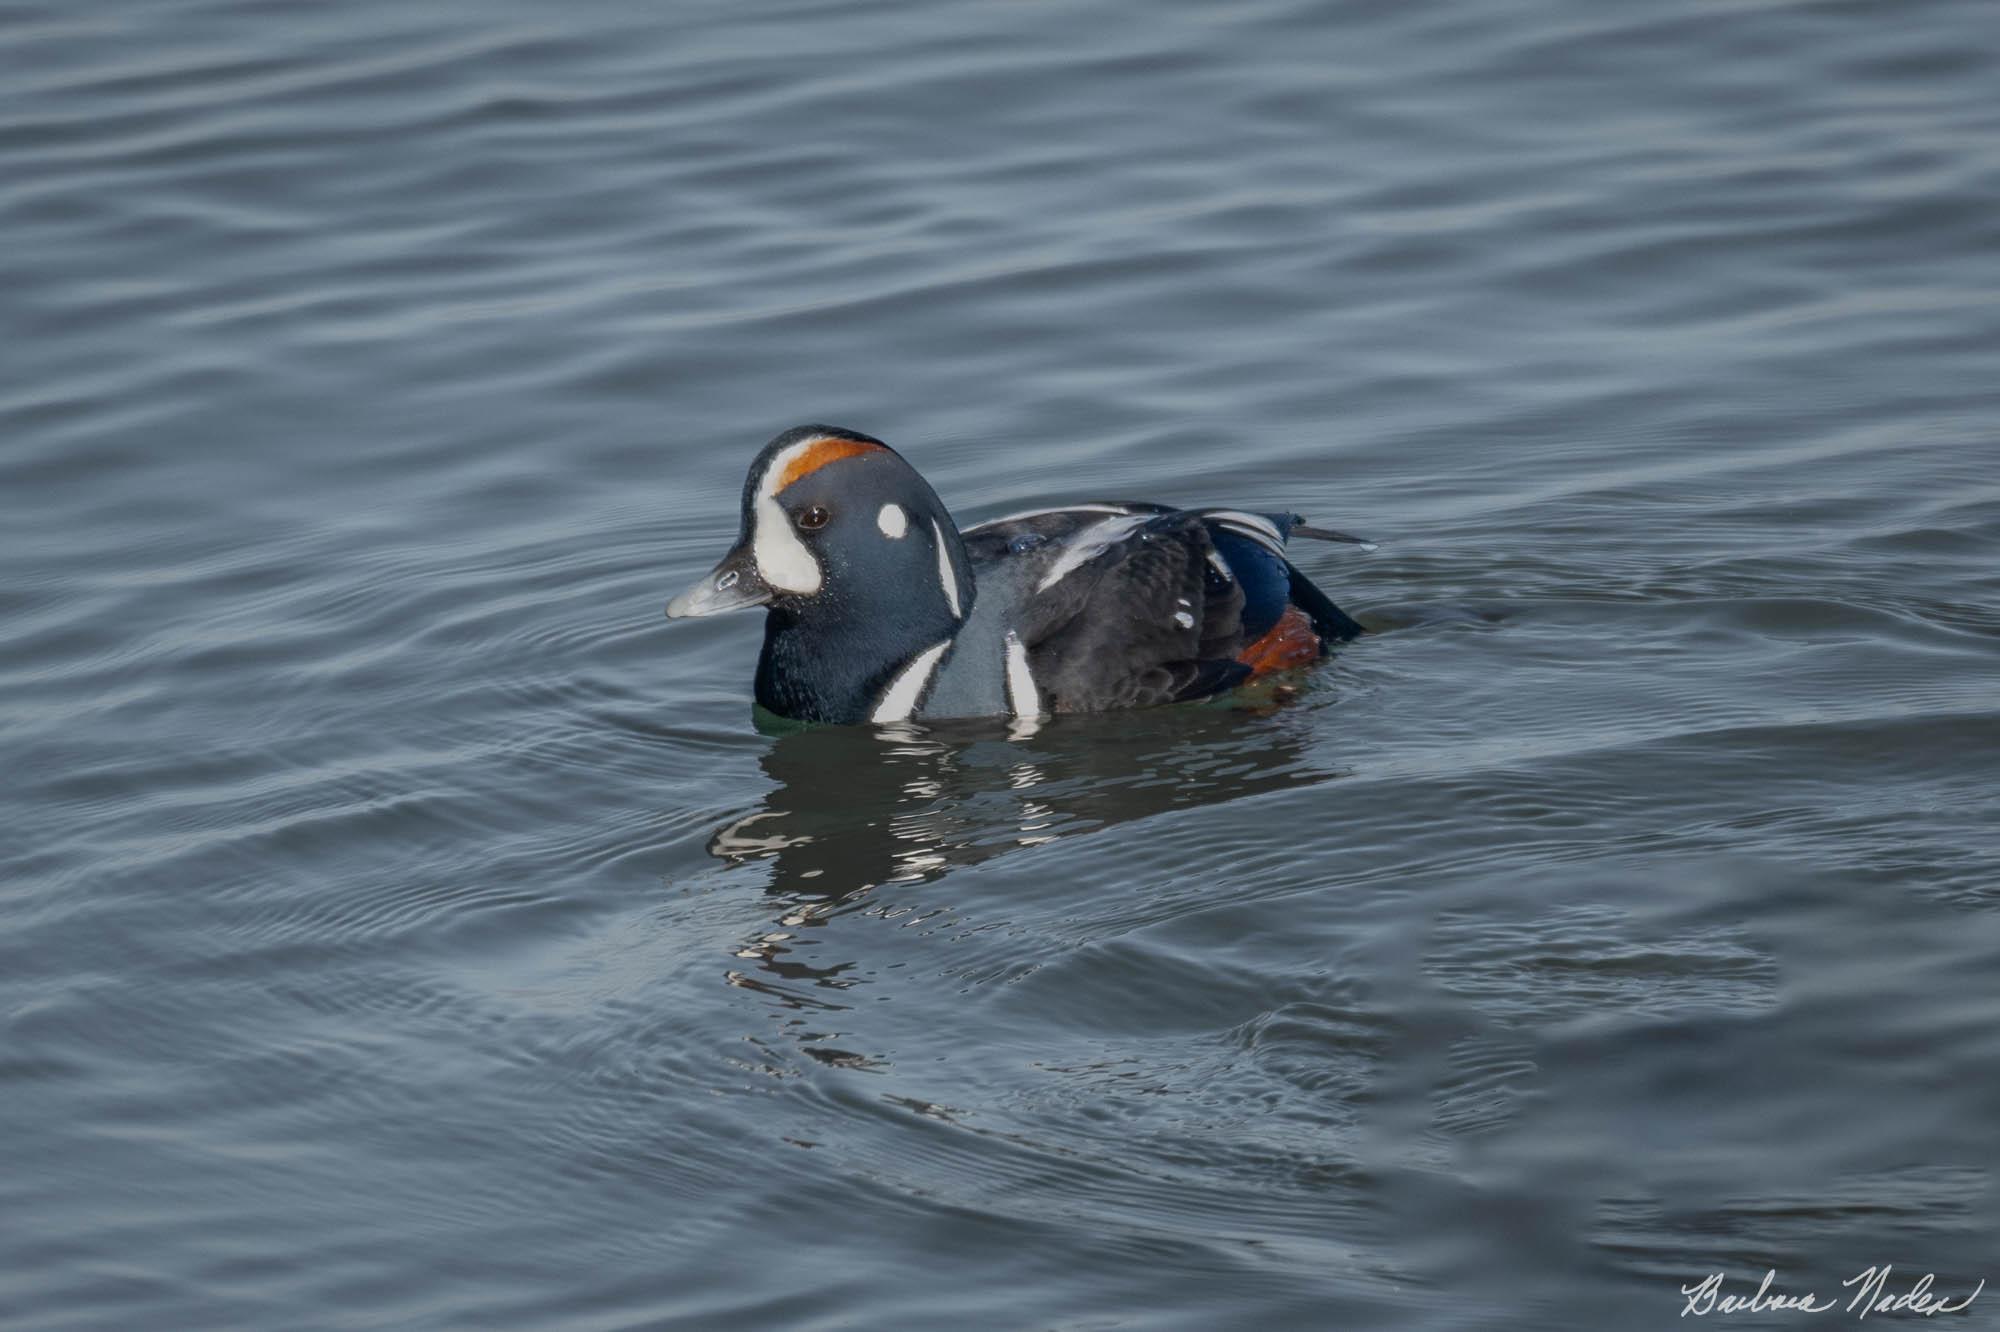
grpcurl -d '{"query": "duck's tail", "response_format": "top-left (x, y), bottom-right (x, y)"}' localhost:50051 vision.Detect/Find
top-left (1286, 561), bottom-right (1366, 643)
top-left (1291, 520), bottom-right (1378, 550)
top-left (1280, 513), bottom-right (1370, 643)
top-left (1197, 508), bottom-right (1372, 647)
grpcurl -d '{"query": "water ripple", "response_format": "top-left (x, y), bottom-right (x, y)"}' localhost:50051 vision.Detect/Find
top-left (6, 0), bottom-right (2000, 1325)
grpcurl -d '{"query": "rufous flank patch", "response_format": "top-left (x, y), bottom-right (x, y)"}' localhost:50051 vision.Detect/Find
top-left (1237, 604), bottom-right (1322, 676)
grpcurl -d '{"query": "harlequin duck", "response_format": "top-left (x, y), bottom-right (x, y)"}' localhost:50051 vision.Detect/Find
top-left (666, 425), bottom-right (1371, 726)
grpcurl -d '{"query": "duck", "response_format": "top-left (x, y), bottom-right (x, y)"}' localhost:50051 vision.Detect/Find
top-left (666, 424), bottom-right (1371, 726)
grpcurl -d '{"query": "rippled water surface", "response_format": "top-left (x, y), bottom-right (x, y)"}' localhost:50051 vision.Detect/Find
top-left (6, 0), bottom-right (2000, 1327)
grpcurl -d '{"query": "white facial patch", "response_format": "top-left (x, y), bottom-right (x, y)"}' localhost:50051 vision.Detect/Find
top-left (752, 493), bottom-right (821, 593)
top-left (877, 503), bottom-right (908, 538)
top-left (932, 519), bottom-right (962, 618)
top-left (749, 439), bottom-right (826, 595)
top-left (869, 639), bottom-right (951, 724)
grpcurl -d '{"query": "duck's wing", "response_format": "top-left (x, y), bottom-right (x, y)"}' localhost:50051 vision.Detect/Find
top-left (960, 502), bottom-right (1170, 560)
top-left (967, 504), bottom-right (1367, 644)
top-left (1002, 509), bottom-right (1253, 713)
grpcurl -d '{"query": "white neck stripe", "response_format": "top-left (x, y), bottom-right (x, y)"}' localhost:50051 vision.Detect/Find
top-left (932, 519), bottom-right (962, 619)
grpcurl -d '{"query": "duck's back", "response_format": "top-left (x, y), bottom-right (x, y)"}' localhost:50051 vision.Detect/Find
top-left (919, 503), bottom-right (1336, 720)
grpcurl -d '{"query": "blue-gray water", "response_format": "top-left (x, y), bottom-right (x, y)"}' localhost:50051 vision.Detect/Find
top-left (5, 1), bottom-right (2000, 1327)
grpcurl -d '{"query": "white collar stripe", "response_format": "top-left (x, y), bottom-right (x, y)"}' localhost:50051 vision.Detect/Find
top-left (869, 640), bottom-right (951, 724)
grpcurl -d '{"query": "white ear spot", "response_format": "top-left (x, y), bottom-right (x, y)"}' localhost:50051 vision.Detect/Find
top-left (877, 503), bottom-right (908, 538)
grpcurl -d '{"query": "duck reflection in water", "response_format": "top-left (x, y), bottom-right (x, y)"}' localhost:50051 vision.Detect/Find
top-left (709, 694), bottom-right (1340, 1012)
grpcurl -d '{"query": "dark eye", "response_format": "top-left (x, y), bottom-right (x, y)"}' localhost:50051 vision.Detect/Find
top-left (796, 505), bottom-right (830, 531)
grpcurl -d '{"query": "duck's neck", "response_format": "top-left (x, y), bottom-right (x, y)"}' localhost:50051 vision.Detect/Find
top-left (753, 601), bottom-right (961, 724)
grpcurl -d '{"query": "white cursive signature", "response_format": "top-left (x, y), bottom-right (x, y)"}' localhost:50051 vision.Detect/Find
top-left (1681, 1267), bottom-right (1985, 1319)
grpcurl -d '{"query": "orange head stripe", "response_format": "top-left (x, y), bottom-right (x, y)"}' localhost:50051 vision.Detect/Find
top-left (776, 438), bottom-right (885, 491)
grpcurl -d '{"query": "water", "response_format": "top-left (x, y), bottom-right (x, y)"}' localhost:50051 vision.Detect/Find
top-left (5, 0), bottom-right (1999, 1326)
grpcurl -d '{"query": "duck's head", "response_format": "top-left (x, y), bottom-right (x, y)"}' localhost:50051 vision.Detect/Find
top-left (668, 428), bottom-right (974, 715)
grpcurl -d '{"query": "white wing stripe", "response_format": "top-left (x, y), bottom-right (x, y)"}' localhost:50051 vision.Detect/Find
top-left (1034, 514), bottom-right (1152, 592)
top-left (963, 503), bottom-right (1135, 533)
top-left (1208, 510), bottom-right (1287, 558)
